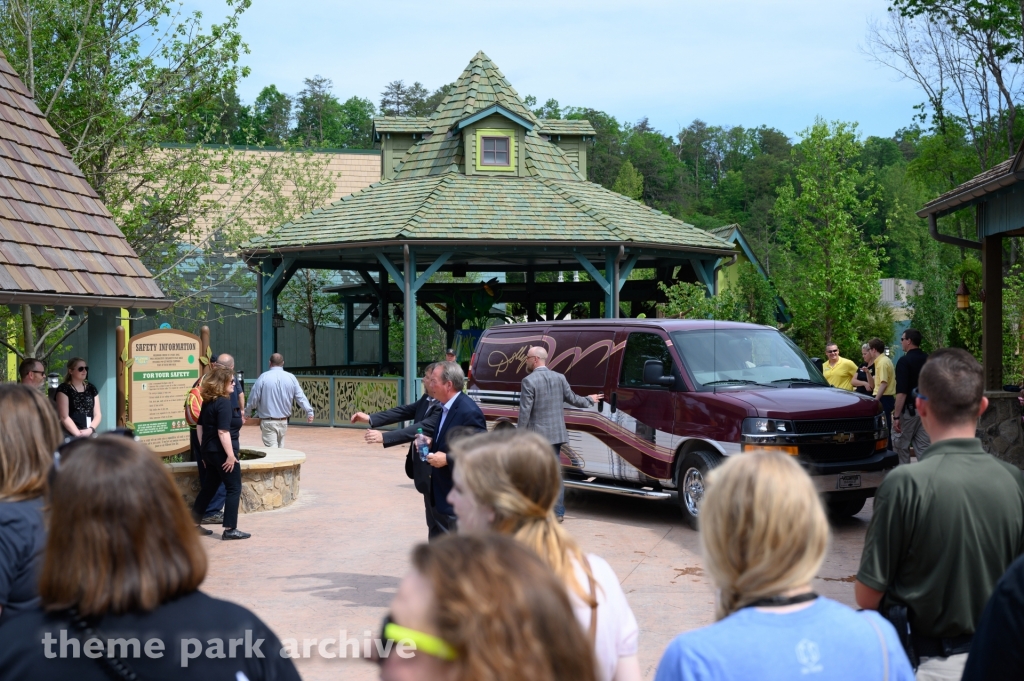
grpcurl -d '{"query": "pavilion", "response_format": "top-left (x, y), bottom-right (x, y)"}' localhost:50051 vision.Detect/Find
top-left (918, 143), bottom-right (1024, 467)
top-left (242, 52), bottom-right (736, 404)
top-left (0, 49), bottom-right (168, 417)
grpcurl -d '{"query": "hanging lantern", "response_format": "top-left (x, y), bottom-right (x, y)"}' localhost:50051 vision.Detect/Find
top-left (955, 279), bottom-right (970, 310)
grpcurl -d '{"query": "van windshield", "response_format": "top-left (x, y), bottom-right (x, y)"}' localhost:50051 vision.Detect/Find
top-left (670, 328), bottom-right (828, 389)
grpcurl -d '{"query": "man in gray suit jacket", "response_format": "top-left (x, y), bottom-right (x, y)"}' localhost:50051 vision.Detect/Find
top-left (518, 346), bottom-right (603, 521)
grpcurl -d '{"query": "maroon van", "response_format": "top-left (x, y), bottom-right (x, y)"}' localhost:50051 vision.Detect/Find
top-left (468, 319), bottom-right (895, 528)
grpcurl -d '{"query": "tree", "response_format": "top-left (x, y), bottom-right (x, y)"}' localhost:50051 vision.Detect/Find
top-left (251, 85), bottom-right (293, 145)
top-left (278, 271), bottom-right (342, 366)
top-left (772, 120), bottom-right (889, 356)
top-left (0, 0), bottom-right (255, 351)
top-left (267, 150), bottom-right (341, 365)
top-left (380, 80), bottom-right (452, 117)
top-left (659, 281), bottom-right (747, 321)
top-left (293, 76), bottom-right (374, 148)
top-left (611, 160), bottom-right (644, 200)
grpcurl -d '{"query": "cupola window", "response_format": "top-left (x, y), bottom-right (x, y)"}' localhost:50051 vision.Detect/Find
top-left (481, 136), bottom-right (510, 165)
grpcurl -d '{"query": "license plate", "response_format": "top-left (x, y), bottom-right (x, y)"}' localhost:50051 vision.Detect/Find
top-left (837, 474), bottom-right (862, 490)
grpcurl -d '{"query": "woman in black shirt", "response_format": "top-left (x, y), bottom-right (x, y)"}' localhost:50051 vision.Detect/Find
top-left (55, 357), bottom-right (100, 437)
top-left (192, 366), bottom-right (249, 540)
top-left (0, 385), bottom-right (61, 623)
top-left (0, 435), bottom-right (299, 680)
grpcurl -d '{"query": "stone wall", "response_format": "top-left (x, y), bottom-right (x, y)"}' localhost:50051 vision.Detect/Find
top-left (168, 447), bottom-right (304, 514)
top-left (977, 391), bottom-right (1024, 470)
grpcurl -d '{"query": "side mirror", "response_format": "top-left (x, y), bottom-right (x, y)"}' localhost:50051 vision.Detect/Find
top-left (643, 360), bottom-right (675, 387)
top-left (811, 357), bottom-right (824, 374)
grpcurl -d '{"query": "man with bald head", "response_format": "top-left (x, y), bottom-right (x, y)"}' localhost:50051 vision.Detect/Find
top-left (247, 353), bottom-right (314, 448)
top-left (518, 346), bottom-right (603, 521)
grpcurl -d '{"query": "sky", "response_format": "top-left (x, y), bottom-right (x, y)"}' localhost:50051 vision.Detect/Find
top-left (220, 0), bottom-right (922, 141)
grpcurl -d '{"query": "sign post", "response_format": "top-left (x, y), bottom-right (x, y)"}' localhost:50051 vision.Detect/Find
top-left (126, 329), bottom-right (204, 455)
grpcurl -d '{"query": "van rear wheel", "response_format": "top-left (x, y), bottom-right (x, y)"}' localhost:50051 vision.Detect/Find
top-left (826, 497), bottom-right (867, 519)
top-left (677, 449), bottom-right (721, 530)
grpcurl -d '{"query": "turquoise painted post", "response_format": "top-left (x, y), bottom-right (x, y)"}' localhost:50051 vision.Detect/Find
top-left (260, 260), bottom-right (274, 371)
top-left (604, 252), bottom-right (615, 318)
top-left (344, 301), bottom-right (355, 364)
top-left (87, 307), bottom-right (118, 433)
top-left (404, 247), bottom-right (417, 405)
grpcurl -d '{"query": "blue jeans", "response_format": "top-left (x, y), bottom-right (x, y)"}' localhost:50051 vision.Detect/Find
top-left (553, 443), bottom-right (565, 518)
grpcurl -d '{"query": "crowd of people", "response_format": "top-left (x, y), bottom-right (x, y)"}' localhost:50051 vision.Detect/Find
top-left (0, 344), bottom-right (1023, 680)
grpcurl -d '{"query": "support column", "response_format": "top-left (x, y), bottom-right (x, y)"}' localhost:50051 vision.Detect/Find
top-left (526, 269), bottom-right (536, 322)
top-left (255, 274), bottom-right (263, 377)
top-left (260, 258), bottom-right (297, 371)
top-left (345, 301), bottom-right (355, 364)
top-left (604, 252), bottom-right (615, 317)
top-left (87, 307), bottom-right (118, 433)
top-left (379, 267), bottom-right (389, 369)
top-left (982, 234), bottom-right (1003, 391)
top-left (403, 247), bottom-right (417, 405)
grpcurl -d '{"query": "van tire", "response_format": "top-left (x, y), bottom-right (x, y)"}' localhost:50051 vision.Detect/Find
top-left (677, 449), bottom-right (721, 530)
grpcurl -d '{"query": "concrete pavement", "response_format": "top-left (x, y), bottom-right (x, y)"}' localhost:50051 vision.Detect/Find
top-left (201, 426), bottom-right (873, 680)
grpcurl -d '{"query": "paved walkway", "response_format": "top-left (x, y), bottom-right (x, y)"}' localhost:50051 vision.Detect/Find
top-left (202, 425), bottom-right (873, 680)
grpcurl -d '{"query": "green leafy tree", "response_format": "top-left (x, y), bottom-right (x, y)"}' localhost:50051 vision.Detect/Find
top-left (611, 160), bottom-right (644, 200)
top-left (772, 119), bottom-right (889, 356)
top-left (659, 281), bottom-right (747, 321)
top-left (0, 0), bottom-right (255, 349)
top-left (251, 85), bottom-right (293, 145)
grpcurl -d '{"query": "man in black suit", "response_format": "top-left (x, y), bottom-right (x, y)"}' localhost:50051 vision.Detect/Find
top-left (350, 363), bottom-right (444, 537)
top-left (426, 361), bottom-right (487, 535)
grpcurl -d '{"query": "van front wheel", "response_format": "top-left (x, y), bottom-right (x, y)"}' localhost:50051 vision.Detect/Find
top-left (677, 449), bottom-right (721, 530)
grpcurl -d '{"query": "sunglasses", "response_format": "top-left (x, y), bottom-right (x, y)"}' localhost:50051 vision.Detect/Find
top-left (30, 370), bottom-right (45, 376)
top-left (74, 366), bottom-right (89, 372)
top-left (825, 349), bottom-right (839, 355)
top-left (911, 387), bottom-right (928, 402)
top-left (376, 613), bottom-right (457, 663)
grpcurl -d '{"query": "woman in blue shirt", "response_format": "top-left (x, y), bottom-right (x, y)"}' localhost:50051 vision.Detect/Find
top-left (654, 450), bottom-right (914, 681)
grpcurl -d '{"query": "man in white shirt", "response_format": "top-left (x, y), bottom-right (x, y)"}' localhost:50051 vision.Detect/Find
top-left (247, 353), bottom-right (314, 448)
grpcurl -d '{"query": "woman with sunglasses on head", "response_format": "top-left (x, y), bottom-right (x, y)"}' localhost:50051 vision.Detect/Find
top-left (55, 357), bottom-right (100, 437)
top-left (0, 435), bottom-right (300, 680)
top-left (653, 450), bottom-right (913, 681)
top-left (446, 430), bottom-right (641, 681)
top-left (192, 365), bottom-right (249, 540)
top-left (378, 533), bottom-right (596, 681)
top-left (0, 385), bottom-right (61, 624)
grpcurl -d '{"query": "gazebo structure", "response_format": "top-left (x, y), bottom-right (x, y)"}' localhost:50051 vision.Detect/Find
top-left (242, 52), bottom-right (735, 404)
top-left (918, 143), bottom-right (1024, 467)
top-left (0, 50), bottom-right (168, 416)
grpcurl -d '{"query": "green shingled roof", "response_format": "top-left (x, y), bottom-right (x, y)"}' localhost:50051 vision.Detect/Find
top-left (372, 116), bottom-right (434, 135)
top-left (243, 52), bottom-right (733, 256)
top-left (537, 119), bottom-right (597, 136)
top-left (247, 170), bottom-right (730, 251)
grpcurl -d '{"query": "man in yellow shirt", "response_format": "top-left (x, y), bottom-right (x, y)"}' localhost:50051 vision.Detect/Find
top-left (822, 343), bottom-right (858, 390)
top-left (867, 337), bottom-right (896, 448)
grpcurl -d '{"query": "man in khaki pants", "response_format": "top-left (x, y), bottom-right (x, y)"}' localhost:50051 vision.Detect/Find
top-left (247, 353), bottom-right (314, 447)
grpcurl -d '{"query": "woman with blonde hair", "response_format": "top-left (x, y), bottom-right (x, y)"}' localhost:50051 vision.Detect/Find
top-left (654, 450), bottom-right (913, 681)
top-left (192, 365), bottom-right (249, 540)
top-left (447, 430), bottom-right (640, 681)
top-left (0, 384), bottom-right (61, 622)
top-left (377, 533), bottom-right (596, 681)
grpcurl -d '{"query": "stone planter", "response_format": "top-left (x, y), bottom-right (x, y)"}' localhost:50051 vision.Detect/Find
top-left (167, 446), bottom-right (305, 513)
top-left (977, 391), bottom-right (1024, 470)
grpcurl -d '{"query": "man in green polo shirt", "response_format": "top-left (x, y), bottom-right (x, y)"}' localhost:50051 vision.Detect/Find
top-left (855, 348), bottom-right (1024, 680)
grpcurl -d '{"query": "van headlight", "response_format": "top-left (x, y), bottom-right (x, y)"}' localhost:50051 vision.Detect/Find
top-left (742, 418), bottom-right (794, 435)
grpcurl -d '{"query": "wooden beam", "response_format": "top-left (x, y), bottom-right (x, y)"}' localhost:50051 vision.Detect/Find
top-left (982, 234), bottom-right (1003, 390)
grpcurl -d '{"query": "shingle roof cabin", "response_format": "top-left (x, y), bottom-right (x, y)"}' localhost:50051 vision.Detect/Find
top-left (243, 51), bottom-right (735, 403)
top-left (0, 49), bottom-right (166, 308)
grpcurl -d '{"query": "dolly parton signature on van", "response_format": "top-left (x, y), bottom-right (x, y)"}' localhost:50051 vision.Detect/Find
top-left (483, 334), bottom-right (626, 377)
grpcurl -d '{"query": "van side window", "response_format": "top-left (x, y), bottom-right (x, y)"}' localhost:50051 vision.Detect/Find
top-left (619, 332), bottom-right (674, 388)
